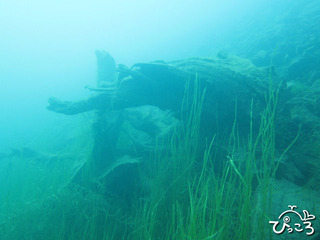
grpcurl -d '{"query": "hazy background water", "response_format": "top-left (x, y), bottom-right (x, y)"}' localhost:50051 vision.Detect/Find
top-left (0, 0), bottom-right (305, 149)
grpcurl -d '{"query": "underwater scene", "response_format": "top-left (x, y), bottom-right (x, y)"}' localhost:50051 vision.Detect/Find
top-left (0, 0), bottom-right (319, 239)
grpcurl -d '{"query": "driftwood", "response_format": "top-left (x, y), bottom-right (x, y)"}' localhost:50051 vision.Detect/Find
top-left (47, 51), bottom-right (320, 189)
top-left (47, 53), bottom-right (274, 128)
top-left (47, 52), bottom-right (275, 188)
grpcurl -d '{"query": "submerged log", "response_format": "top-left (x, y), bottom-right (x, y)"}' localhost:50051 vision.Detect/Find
top-left (47, 53), bottom-right (274, 128)
top-left (47, 52), bottom-right (276, 190)
top-left (47, 51), bottom-right (320, 191)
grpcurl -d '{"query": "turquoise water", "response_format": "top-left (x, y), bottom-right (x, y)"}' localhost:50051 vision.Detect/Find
top-left (0, 0), bottom-right (319, 239)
